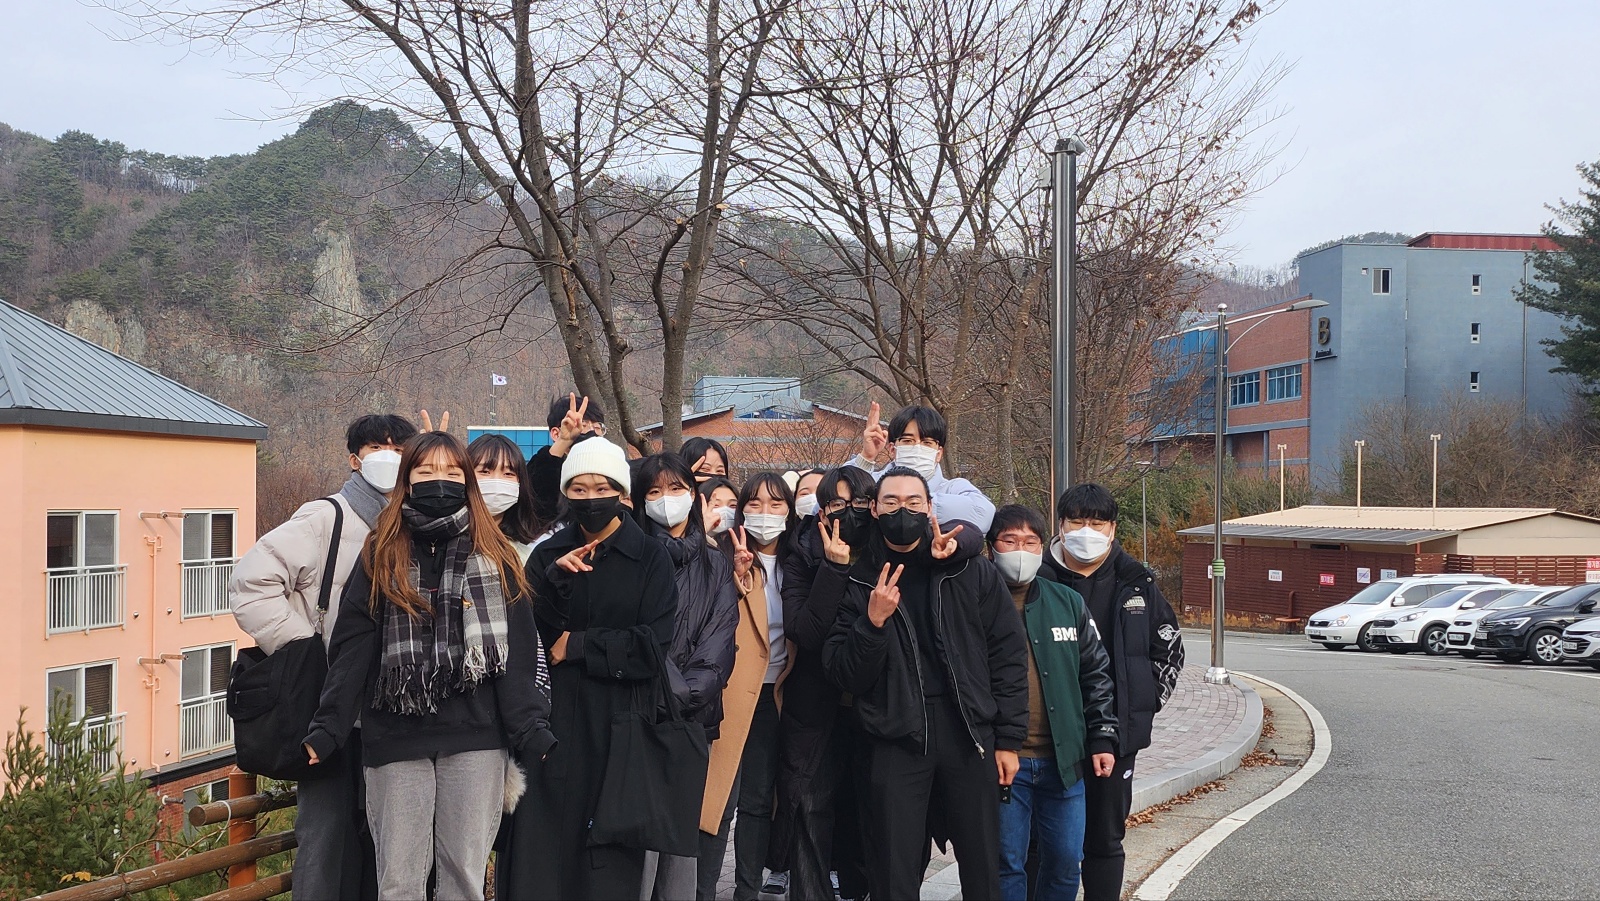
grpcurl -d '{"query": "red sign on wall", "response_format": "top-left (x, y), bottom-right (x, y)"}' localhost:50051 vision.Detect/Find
top-left (1319, 573), bottom-right (1336, 587)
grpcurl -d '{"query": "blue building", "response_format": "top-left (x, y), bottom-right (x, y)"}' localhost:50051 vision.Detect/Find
top-left (1298, 232), bottom-right (1575, 483)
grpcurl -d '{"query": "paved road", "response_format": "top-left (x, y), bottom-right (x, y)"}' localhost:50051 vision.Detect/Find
top-left (1170, 631), bottom-right (1600, 900)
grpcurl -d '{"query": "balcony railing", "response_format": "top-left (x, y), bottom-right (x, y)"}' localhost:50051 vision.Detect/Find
top-left (181, 559), bottom-right (236, 618)
top-left (46, 566), bottom-right (126, 634)
top-left (180, 695), bottom-right (233, 757)
top-left (47, 713), bottom-right (126, 773)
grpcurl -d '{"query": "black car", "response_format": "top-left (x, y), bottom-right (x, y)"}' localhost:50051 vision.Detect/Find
top-left (1474, 584), bottom-right (1600, 664)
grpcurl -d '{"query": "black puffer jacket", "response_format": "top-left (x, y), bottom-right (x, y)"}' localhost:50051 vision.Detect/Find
top-left (822, 540), bottom-right (1028, 755)
top-left (1041, 543), bottom-right (1184, 755)
top-left (651, 523), bottom-right (739, 740)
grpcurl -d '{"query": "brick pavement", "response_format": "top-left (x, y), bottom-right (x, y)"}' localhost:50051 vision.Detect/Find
top-left (711, 665), bottom-right (1258, 900)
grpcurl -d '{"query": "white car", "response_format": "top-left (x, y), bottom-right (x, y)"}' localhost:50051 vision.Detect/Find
top-left (1370, 585), bottom-right (1523, 655)
top-left (1445, 586), bottom-right (1569, 658)
top-left (1561, 615), bottom-right (1600, 670)
top-left (1305, 575), bottom-right (1509, 652)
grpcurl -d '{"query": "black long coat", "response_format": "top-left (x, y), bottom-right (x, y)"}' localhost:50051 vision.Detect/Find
top-left (496, 515), bottom-right (678, 901)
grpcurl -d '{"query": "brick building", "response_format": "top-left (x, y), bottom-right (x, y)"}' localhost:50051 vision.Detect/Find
top-left (640, 377), bottom-right (873, 478)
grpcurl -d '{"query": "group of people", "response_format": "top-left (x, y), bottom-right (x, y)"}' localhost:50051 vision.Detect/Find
top-left (229, 395), bottom-right (1185, 901)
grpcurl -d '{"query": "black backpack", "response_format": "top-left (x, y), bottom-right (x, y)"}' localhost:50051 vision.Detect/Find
top-left (227, 498), bottom-right (343, 780)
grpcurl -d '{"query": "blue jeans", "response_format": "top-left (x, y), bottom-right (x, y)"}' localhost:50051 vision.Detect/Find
top-left (998, 756), bottom-right (1087, 901)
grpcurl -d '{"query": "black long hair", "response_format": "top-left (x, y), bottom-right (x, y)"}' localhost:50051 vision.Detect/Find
top-left (467, 433), bottom-right (543, 544)
top-left (735, 470), bottom-right (797, 565)
top-left (681, 436), bottom-right (733, 483)
top-left (631, 452), bottom-right (707, 546)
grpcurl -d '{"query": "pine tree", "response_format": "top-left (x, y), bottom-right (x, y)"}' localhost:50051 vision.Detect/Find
top-left (0, 702), bottom-right (162, 899)
top-left (1520, 159), bottom-right (1600, 412)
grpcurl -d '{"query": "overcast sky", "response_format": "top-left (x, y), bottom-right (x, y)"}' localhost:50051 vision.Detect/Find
top-left (3, 1), bottom-right (1597, 268)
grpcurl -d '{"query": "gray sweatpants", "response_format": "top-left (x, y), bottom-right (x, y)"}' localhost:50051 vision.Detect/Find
top-left (641, 850), bottom-right (699, 901)
top-left (364, 749), bottom-right (506, 901)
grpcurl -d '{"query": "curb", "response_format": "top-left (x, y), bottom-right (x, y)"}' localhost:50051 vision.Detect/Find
top-left (1130, 679), bottom-right (1263, 814)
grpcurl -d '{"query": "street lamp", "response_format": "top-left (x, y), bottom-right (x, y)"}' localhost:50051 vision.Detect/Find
top-left (1049, 137), bottom-right (1088, 521)
top-left (1353, 440), bottom-right (1366, 512)
top-left (1207, 297), bottom-right (1329, 686)
top-left (1430, 433), bottom-right (1443, 524)
top-left (1136, 461), bottom-right (1154, 562)
top-left (1277, 443), bottom-right (1287, 512)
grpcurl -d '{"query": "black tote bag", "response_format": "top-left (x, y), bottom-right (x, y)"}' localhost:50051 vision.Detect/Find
top-left (588, 655), bottom-right (709, 856)
top-left (227, 498), bottom-right (342, 781)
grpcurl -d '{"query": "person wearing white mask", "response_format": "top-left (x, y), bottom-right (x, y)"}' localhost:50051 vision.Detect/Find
top-left (1038, 484), bottom-right (1184, 901)
top-left (629, 454), bottom-right (739, 901)
top-left (229, 413), bottom-right (418, 900)
top-left (790, 468), bottom-right (824, 523)
top-left (848, 402), bottom-right (996, 531)
top-left (700, 472), bottom-right (798, 901)
top-left (986, 505), bottom-right (1118, 901)
top-left (469, 433), bottom-right (544, 564)
top-left (698, 476), bottom-right (740, 542)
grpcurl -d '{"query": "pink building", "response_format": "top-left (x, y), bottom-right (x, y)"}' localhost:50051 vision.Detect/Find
top-left (0, 299), bottom-right (266, 812)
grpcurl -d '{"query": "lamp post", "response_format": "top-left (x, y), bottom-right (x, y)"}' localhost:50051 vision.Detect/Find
top-left (1206, 297), bottom-right (1329, 686)
top-left (1049, 137), bottom-right (1088, 521)
top-left (1277, 443), bottom-right (1288, 511)
top-left (1137, 461), bottom-right (1154, 562)
top-left (1354, 439), bottom-right (1366, 511)
top-left (1430, 433), bottom-right (1443, 523)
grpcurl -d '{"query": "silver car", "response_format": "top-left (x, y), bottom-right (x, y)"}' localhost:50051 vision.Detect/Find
top-left (1445, 586), bottom-right (1569, 658)
top-left (1561, 615), bottom-right (1600, 670)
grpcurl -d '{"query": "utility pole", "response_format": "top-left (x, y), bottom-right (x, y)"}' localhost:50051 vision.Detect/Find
top-left (1049, 137), bottom-right (1087, 521)
top-left (1354, 439), bottom-right (1366, 513)
top-left (1208, 304), bottom-right (1229, 686)
top-left (1278, 443), bottom-right (1288, 512)
top-left (1430, 433), bottom-right (1443, 523)
top-left (1137, 461), bottom-right (1154, 562)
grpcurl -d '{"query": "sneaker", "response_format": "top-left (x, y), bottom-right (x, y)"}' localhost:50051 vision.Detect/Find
top-left (761, 871), bottom-right (790, 895)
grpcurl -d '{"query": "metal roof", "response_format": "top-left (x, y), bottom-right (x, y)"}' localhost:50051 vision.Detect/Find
top-left (0, 299), bottom-right (267, 440)
top-left (1179, 505), bottom-right (1600, 546)
top-left (1177, 523), bottom-right (1459, 546)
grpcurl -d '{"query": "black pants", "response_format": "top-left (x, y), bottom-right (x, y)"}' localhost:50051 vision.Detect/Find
top-left (1081, 752), bottom-right (1136, 901)
top-left (734, 684), bottom-right (782, 900)
top-left (697, 768), bottom-right (740, 901)
top-left (786, 711), bottom-right (870, 901)
top-left (865, 698), bottom-right (1000, 901)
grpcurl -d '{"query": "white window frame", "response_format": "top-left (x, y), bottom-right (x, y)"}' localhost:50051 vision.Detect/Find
top-left (1471, 274), bottom-right (1482, 295)
top-left (47, 510), bottom-right (120, 570)
top-left (181, 510), bottom-right (236, 563)
top-left (1265, 364), bottom-right (1303, 402)
top-left (181, 510), bottom-right (237, 618)
top-left (46, 511), bottom-right (125, 633)
top-left (179, 642), bottom-right (235, 757)
top-left (1372, 268), bottom-right (1391, 295)
top-left (1470, 371), bottom-right (1481, 393)
top-left (1471, 322), bottom-right (1480, 344)
top-left (1227, 371), bottom-right (1261, 407)
top-left (45, 659), bottom-right (119, 720)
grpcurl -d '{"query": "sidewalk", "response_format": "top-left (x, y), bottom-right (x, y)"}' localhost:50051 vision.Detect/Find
top-left (711, 665), bottom-right (1261, 900)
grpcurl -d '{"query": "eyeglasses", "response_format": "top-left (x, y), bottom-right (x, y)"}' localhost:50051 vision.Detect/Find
top-left (1063, 518), bottom-right (1113, 530)
top-left (893, 436), bottom-right (940, 449)
top-left (585, 423), bottom-right (607, 438)
top-left (875, 496), bottom-right (929, 514)
top-left (823, 498), bottom-right (873, 514)
top-left (992, 535), bottom-right (1044, 552)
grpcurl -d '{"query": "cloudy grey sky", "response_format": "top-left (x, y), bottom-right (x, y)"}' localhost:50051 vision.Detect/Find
top-left (3, 1), bottom-right (1597, 268)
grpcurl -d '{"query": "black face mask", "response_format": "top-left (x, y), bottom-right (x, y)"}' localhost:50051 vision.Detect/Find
top-left (569, 495), bottom-right (624, 533)
top-left (828, 506), bottom-right (874, 547)
top-left (877, 508), bottom-right (928, 547)
top-left (409, 479), bottom-right (467, 519)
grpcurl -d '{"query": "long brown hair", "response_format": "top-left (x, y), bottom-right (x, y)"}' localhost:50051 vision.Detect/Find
top-left (363, 431), bottom-right (531, 617)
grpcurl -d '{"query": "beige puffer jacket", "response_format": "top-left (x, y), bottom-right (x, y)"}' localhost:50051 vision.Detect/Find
top-left (229, 493), bottom-right (371, 653)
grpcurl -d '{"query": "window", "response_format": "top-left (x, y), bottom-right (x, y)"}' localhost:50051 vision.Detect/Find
top-left (1372, 268), bottom-right (1391, 295)
top-left (1471, 274), bottom-right (1482, 295)
top-left (182, 779), bottom-right (231, 838)
top-left (1227, 372), bottom-right (1260, 407)
top-left (181, 511), bottom-right (237, 617)
top-left (1470, 322), bottom-right (1480, 344)
top-left (1470, 371), bottom-right (1480, 392)
top-left (45, 662), bottom-right (122, 771)
top-left (1265, 365), bottom-right (1303, 401)
top-left (180, 644), bottom-right (234, 756)
top-left (46, 512), bottom-right (124, 632)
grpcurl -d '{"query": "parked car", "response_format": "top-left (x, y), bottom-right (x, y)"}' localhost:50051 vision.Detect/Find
top-left (1445, 586), bottom-right (1569, 657)
top-left (1305, 575), bottom-right (1509, 652)
top-left (1560, 615), bottom-right (1600, 670)
top-left (1474, 584), bottom-right (1600, 664)
top-left (1371, 585), bottom-right (1521, 655)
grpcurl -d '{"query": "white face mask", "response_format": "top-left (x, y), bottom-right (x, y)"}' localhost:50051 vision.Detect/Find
top-left (893, 444), bottom-right (940, 479)
top-left (647, 492), bottom-right (695, 529)
top-left (710, 505), bottom-right (737, 535)
top-left (795, 494), bottom-right (820, 518)
top-left (360, 449), bottom-right (402, 493)
top-left (1058, 526), bottom-right (1112, 564)
top-left (994, 550), bottom-right (1043, 585)
top-left (742, 513), bottom-right (788, 545)
top-left (478, 478), bottom-right (520, 516)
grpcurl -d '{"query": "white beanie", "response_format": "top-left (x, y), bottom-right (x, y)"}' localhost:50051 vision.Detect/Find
top-left (560, 436), bottom-right (631, 494)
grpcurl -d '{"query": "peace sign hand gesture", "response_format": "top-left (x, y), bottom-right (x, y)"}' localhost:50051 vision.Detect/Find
top-left (730, 526), bottom-right (757, 585)
top-left (419, 409), bottom-right (451, 433)
top-left (868, 563), bottom-right (904, 628)
top-left (556, 538), bottom-right (602, 574)
top-left (552, 393), bottom-right (590, 455)
top-left (860, 401), bottom-right (888, 465)
top-left (819, 516), bottom-right (852, 566)
top-left (929, 514), bottom-right (964, 561)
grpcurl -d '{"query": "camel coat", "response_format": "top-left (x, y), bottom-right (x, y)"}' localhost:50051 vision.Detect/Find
top-left (700, 562), bottom-right (795, 833)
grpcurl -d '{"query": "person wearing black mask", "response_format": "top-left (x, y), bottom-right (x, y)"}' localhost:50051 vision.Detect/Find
top-left (822, 468), bottom-right (1028, 901)
top-left (527, 392), bottom-right (609, 525)
top-left (498, 438), bottom-right (681, 900)
top-left (304, 431), bottom-right (555, 900)
top-left (1039, 483), bottom-right (1184, 901)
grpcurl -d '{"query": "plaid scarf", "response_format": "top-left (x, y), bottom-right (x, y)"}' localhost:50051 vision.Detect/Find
top-left (374, 505), bottom-right (511, 715)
